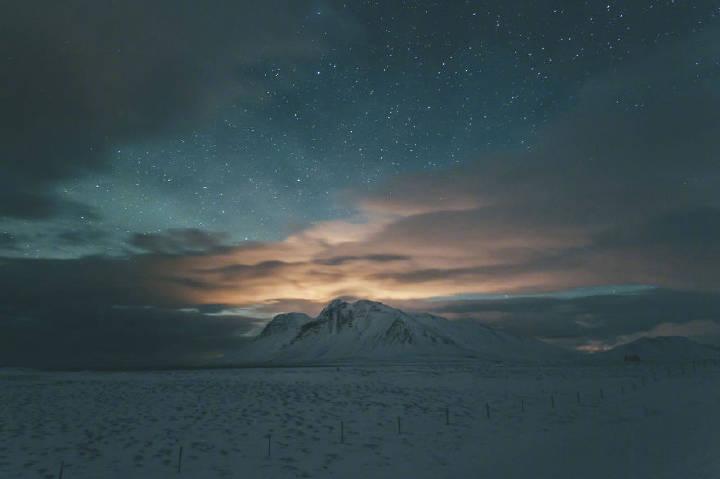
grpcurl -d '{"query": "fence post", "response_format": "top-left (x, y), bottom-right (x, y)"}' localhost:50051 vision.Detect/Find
top-left (58, 460), bottom-right (64, 479)
top-left (485, 402), bottom-right (490, 419)
top-left (445, 407), bottom-right (449, 425)
top-left (340, 421), bottom-right (344, 444)
top-left (267, 434), bottom-right (272, 458)
top-left (177, 446), bottom-right (183, 474)
top-left (397, 416), bottom-right (401, 435)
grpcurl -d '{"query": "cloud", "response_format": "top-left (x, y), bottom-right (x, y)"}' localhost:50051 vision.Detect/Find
top-left (0, 233), bottom-right (20, 251)
top-left (56, 228), bottom-right (110, 246)
top-left (428, 289), bottom-right (720, 350)
top-left (129, 229), bottom-right (232, 255)
top-left (0, 0), bottom-right (344, 219)
top-left (313, 254), bottom-right (411, 266)
top-left (0, 190), bottom-right (98, 220)
top-left (0, 304), bottom-right (257, 369)
top-left (0, 254), bottom-right (259, 368)
top-left (595, 207), bottom-right (720, 250)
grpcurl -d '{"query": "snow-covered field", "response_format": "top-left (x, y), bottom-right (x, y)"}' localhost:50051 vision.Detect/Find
top-left (2, 362), bottom-right (719, 479)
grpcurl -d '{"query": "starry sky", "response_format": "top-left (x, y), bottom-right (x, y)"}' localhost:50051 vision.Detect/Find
top-left (2, 0), bottom-right (720, 367)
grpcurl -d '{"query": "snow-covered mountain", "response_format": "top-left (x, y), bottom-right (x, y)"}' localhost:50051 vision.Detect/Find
top-left (599, 336), bottom-right (720, 362)
top-left (234, 312), bottom-right (313, 361)
top-left (258, 312), bottom-right (312, 342)
top-left (227, 298), bottom-right (566, 364)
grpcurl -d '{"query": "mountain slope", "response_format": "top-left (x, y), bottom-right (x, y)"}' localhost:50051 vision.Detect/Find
top-left (235, 312), bottom-right (313, 361)
top-left (231, 299), bottom-right (566, 363)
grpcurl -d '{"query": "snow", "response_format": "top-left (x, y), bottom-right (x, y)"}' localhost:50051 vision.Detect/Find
top-left (2, 361), bottom-right (720, 478)
top-left (259, 313), bottom-right (312, 340)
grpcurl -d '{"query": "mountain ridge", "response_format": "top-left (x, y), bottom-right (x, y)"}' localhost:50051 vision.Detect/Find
top-left (228, 298), bottom-right (567, 364)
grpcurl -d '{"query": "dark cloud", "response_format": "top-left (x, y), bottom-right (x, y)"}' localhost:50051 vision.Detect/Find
top-left (204, 260), bottom-right (294, 280)
top-left (0, 304), bottom-right (256, 369)
top-left (431, 289), bottom-right (720, 349)
top-left (0, 256), bottom-right (174, 308)
top-left (0, 233), bottom-right (20, 251)
top-left (0, 0), bottom-right (335, 219)
top-left (129, 228), bottom-right (232, 255)
top-left (160, 276), bottom-right (221, 292)
top-left (314, 254), bottom-right (411, 266)
top-left (203, 254), bottom-right (412, 281)
top-left (595, 207), bottom-right (720, 250)
top-left (0, 254), bottom-right (257, 368)
top-left (56, 228), bottom-right (110, 246)
top-left (371, 247), bottom-right (585, 284)
top-left (0, 189), bottom-right (98, 220)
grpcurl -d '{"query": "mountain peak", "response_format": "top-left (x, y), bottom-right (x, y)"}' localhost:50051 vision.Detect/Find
top-left (326, 297), bottom-right (349, 308)
top-left (320, 297), bottom-right (351, 314)
top-left (320, 298), bottom-right (395, 315)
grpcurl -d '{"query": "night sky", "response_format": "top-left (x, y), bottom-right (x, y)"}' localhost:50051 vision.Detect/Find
top-left (2, 1), bottom-right (720, 367)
